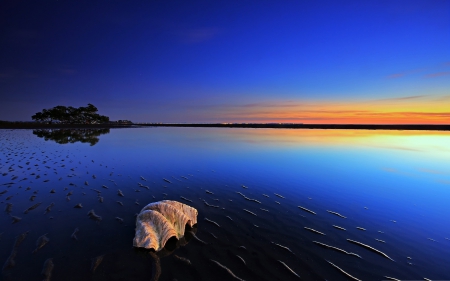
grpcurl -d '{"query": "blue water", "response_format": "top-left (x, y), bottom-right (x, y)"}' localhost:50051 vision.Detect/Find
top-left (1, 128), bottom-right (449, 280)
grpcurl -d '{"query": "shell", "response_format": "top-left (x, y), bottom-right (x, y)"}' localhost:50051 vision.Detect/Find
top-left (133, 200), bottom-right (198, 251)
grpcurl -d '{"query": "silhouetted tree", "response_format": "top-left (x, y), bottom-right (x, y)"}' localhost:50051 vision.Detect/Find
top-left (32, 104), bottom-right (110, 124)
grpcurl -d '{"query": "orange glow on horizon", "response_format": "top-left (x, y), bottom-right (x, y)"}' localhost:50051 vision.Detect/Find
top-left (208, 94), bottom-right (450, 124)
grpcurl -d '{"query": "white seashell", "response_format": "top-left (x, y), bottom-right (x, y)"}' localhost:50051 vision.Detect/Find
top-left (133, 200), bottom-right (198, 251)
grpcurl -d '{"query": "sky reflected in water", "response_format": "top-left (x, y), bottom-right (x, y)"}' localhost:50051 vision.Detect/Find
top-left (1, 128), bottom-right (449, 280)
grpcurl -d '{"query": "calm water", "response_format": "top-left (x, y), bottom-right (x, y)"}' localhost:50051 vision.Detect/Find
top-left (1, 127), bottom-right (450, 281)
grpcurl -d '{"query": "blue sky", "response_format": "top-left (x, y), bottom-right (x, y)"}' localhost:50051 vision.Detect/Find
top-left (1, 0), bottom-right (449, 123)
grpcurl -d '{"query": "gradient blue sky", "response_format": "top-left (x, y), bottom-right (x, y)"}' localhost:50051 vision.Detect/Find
top-left (1, 0), bottom-right (449, 123)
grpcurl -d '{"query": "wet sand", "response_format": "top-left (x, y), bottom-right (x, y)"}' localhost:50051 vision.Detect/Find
top-left (1, 128), bottom-right (449, 280)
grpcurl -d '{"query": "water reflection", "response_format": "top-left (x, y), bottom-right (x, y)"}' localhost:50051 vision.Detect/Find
top-left (32, 128), bottom-right (110, 146)
top-left (1, 128), bottom-right (449, 280)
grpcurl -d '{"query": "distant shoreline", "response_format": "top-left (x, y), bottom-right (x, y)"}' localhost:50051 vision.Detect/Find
top-left (1, 122), bottom-right (449, 131)
top-left (139, 123), bottom-right (450, 131)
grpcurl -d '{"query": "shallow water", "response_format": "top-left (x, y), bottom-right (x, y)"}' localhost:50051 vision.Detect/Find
top-left (1, 127), bottom-right (450, 281)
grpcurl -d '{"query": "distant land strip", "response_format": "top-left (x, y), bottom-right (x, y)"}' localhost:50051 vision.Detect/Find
top-left (1, 122), bottom-right (449, 131)
top-left (137, 123), bottom-right (450, 131)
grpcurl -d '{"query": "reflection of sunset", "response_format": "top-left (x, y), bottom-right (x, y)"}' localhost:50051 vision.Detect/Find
top-left (215, 128), bottom-right (450, 155)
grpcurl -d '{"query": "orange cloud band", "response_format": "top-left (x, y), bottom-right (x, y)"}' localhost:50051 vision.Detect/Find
top-left (207, 95), bottom-right (450, 124)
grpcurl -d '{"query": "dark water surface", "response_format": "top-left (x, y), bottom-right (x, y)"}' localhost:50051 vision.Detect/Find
top-left (1, 128), bottom-right (449, 281)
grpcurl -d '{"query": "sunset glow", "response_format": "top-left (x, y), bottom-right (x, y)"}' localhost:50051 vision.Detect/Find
top-left (0, 1), bottom-right (449, 124)
top-left (205, 94), bottom-right (450, 124)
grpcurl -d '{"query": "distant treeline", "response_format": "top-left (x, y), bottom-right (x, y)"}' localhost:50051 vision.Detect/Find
top-left (140, 123), bottom-right (450, 131)
top-left (31, 104), bottom-right (109, 124)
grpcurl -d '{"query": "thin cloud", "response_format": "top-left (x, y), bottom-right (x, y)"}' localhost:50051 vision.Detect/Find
top-left (373, 95), bottom-right (425, 102)
top-left (382, 168), bottom-right (398, 173)
top-left (352, 111), bottom-right (450, 118)
top-left (189, 102), bottom-right (369, 114)
top-left (0, 72), bottom-right (14, 79)
top-left (371, 145), bottom-right (421, 152)
top-left (387, 73), bottom-right (405, 79)
top-left (57, 68), bottom-right (77, 75)
top-left (386, 67), bottom-right (426, 79)
top-left (424, 71), bottom-right (450, 78)
top-left (394, 112), bottom-right (450, 117)
top-left (435, 95), bottom-right (450, 101)
top-left (0, 68), bottom-right (40, 80)
top-left (387, 60), bottom-right (450, 79)
top-left (180, 28), bottom-right (219, 44)
top-left (239, 102), bottom-right (300, 108)
top-left (437, 180), bottom-right (450, 185)
top-left (418, 168), bottom-right (448, 175)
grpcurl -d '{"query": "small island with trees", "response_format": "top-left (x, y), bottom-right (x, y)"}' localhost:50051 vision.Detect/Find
top-left (0, 104), bottom-right (133, 129)
top-left (31, 104), bottom-right (109, 124)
